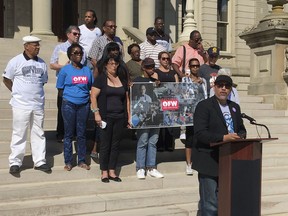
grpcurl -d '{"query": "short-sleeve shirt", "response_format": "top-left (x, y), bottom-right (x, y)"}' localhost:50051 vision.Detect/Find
top-left (172, 44), bottom-right (205, 72)
top-left (3, 53), bottom-right (48, 110)
top-left (79, 24), bottom-right (102, 55)
top-left (139, 40), bottom-right (166, 68)
top-left (56, 64), bottom-right (93, 105)
top-left (88, 34), bottom-right (123, 61)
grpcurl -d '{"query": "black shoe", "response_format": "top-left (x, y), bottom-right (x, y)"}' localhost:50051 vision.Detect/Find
top-left (109, 176), bottom-right (122, 182)
top-left (9, 165), bottom-right (20, 174)
top-left (34, 164), bottom-right (52, 173)
top-left (101, 177), bottom-right (110, 183)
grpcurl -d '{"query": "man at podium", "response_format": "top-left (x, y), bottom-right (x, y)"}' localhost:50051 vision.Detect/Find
top-left (193, 75), bottom-right (246, 215)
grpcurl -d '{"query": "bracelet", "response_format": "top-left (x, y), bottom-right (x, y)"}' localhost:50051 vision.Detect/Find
top-left (91, 107), bottom-right (100, 113)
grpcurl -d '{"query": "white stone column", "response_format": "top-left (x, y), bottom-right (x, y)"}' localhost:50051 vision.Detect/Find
top-left (116, 0), bottom-right (133, 40)
top-left (31, 0), bottom-right (54, 35)
top-left (139, 0), bottom-right (155, 33)
top-left (179, 0), bottom-right (197, 42)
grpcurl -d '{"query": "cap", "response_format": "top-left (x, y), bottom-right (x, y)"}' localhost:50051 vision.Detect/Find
top-left (23, 36), bottom-right (41, 44)
top-left (146, 27), bottom-right (157, 35)
top-left (207, 46), bottom-right (220, 57)
top-left (214, 75), bottom-right (232, 85)
top-left (217, 68), bottom-right (231, 77)
top-left (142, 57), bottom-right (155, 67)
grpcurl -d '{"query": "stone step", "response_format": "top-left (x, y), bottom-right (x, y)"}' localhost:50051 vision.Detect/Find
top-left (0, 173), bottom-right (199, 216)
top-left (241, 102), bottom-right (274, 110)
top-left (243, 109), bottom-right (286, 117)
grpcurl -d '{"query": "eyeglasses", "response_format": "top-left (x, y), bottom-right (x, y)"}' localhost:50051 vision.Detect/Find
top-left (215, 83), bottom-right (232, 89)
top-left (72, 32), bottom-right (81, 36)
top-left (106, 25), bottom-right (117, 29)
top-left (72, 51), bottom-right (83, 56)
top-left (161, 57), bottom-right (170, 61)
top-left (189, 64), bottom-right (200, 68)
top-left (144, 65), bottom-right (155, 69)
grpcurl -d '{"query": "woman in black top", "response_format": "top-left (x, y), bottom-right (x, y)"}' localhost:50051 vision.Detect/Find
top-left (155, 51), bottom-right (179, 151)
top-left (90, 55), bottom-right (130, 183)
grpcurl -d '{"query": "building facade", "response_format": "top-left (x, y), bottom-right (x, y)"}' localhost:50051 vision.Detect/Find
top-left (0, 0), bottom-right (277, 77)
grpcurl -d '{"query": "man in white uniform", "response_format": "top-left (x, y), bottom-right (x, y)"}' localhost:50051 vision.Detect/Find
top-left (3, 36), bottom-right (51, 176)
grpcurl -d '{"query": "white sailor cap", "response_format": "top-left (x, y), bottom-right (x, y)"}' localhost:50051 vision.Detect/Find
top-left (22, 35), bottom-right (41, 44)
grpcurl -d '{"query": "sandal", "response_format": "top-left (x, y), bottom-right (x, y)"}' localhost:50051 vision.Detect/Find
top-left (64, 164), bottom-right (72, 171)
top-left (78, 163), bottom-right (90, 170)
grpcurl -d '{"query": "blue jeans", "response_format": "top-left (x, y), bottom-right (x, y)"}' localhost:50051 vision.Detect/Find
top-left (136, 128), bottom-right (160, 170)
top-left (62, 100), bottom-right (89, 165)
top-left (198, 173), bottom-right (218, 216)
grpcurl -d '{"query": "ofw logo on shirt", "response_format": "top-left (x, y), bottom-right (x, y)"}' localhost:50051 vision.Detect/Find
top-left (161, 98), bottom-right (179, 111)
top-left (72, 76), bottom-right (88, 84)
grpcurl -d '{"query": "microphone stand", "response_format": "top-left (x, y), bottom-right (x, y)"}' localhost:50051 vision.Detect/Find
top-left (249, 121), bottom-right (271, 139)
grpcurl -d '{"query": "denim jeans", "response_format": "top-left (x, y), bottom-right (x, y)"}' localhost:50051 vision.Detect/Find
top-left (198, 173), bottom-right (218, 216)
top-left (136, 128), bottom-right (160, 170)
top-left (62, 100), bottom-right (89, 165)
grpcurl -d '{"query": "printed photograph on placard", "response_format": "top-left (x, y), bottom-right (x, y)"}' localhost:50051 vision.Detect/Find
top-left (130, 82), bottom-right (205, 129)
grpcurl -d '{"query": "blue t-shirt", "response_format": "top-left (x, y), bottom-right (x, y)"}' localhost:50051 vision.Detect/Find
top-left (56, 64), bottom-right (93, 104)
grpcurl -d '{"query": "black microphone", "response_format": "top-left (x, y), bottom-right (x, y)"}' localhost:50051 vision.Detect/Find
top-left (241, 113), bottom-right (271, 138)
top-left (241, 113), bottom-right (256, 123)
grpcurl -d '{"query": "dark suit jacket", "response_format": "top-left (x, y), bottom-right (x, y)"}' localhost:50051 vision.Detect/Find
top-left (192, 96), bottom-right (246, 177)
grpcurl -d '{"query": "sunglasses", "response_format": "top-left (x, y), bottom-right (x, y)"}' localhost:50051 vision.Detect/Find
top-left (106, 25), bottom-right (117, 29)
top-left (144, 65), bottom-right (155, 69)
top-left (72, 32), bottom-right (81, 36)
top-left (189, 64), bottom-right (200, 68)
top-left (161, 57), bottom-right (170, 61)
top-left (215, 83), bottom-right (232, 89)
top-left (72, 51), bottom-right (83, 56)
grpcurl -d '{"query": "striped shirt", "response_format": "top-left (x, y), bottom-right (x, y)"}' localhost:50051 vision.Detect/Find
top-left (139, 40), bottom-right (166, 68)
top-left (88, 34), bottom-right (123, 61)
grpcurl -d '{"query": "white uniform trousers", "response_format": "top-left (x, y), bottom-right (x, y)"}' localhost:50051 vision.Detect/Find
top-left (9, 107), bottom-right (47, 167)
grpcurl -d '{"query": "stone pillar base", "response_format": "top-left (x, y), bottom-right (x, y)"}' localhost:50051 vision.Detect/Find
top-left (248, 82), bottom-right (288, 109)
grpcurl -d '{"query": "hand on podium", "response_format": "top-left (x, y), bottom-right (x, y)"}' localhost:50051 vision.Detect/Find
top-left (223, 133), bottom-right (241, 141)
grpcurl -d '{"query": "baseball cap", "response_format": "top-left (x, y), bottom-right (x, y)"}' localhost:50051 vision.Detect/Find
top-left (207, 46), bottom-right (220, 57)
top-left (23, 36), bottom-right (41, 44)
top-left (214, 75), bottom-right (232, 86)
top-left (146, 27), bottom-right (157, 35)
top-left (142, 57), bottom-right (155, 67)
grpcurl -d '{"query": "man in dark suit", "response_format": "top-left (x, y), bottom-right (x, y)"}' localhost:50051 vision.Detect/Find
top-left (193, 75), bottom-right (246, 216)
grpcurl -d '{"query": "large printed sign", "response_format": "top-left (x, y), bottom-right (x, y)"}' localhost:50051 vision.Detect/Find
top-left (130, 82), bottom-right (206, 128)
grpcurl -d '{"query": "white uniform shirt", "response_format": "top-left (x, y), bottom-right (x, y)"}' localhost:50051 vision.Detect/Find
top-left (3, 53), bottom-right (48, 110)
top-left (79, 24), bottom-right (102, 55)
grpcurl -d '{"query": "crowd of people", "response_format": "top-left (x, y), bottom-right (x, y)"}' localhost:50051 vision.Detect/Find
top-left (2, 9), bottom-right (246, 214)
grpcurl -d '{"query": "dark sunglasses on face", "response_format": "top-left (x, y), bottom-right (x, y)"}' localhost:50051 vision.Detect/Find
top-left (72, 32), bottom-right (81, 36)
top-left (161, 57), bottom-right (170, 61)
top-left (189, 64), bottom-right (200, 68)
top-left (215, 83), bottom-right (232, 89)
top-left (106, 25), bottom-right (117, 29)
top-left (72, 51), bottom-right (83, 56)
top-left (145, 65), bottom-right (155, 69)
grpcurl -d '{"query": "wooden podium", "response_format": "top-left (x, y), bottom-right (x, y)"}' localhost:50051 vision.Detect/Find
top-left (210, 138), bottom-right (277, 216)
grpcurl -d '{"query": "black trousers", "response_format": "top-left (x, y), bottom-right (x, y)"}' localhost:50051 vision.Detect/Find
top-left (99, 117), bottom-right (125, 171)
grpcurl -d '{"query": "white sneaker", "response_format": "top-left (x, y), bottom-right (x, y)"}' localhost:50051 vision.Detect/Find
top-left (147, 169), bottom-right (164, 178)
top-left (186, 163), bottom-right (193, 175)
top-left (136, 169), bottom-right (146, 179)
top-left (180, 133), bottom-right (186, 140)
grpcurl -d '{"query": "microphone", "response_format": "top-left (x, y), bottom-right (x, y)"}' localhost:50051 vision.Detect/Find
top-left (241, 113), bottom-right (271, 138)
top-left (241, 113), bottom-right (256, 123)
